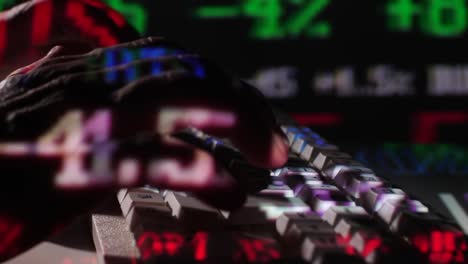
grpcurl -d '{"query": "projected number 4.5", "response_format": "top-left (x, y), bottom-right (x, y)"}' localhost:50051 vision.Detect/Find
top-left (387, 0), bottom-right (468, 37)
top-left (195, 0), bottom-right (331, 39)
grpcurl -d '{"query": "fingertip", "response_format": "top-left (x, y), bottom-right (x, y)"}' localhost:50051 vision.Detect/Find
top-left (240, 131), bottom-right (289, 169)
top-left (268, 132), bottom-right (289, 168)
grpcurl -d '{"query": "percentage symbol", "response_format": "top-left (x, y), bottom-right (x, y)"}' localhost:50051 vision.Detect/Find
top-left (284, 0), bottom-right (331, 38)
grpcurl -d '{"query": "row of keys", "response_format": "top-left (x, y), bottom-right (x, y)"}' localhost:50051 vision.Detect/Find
top-left (93, 124), bottom-right (467, 263)
top-left (282, 124), bottom-right (467, 263)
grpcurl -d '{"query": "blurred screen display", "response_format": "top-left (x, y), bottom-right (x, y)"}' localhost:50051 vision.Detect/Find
top-left (2, 0), bottom-right (468, 143)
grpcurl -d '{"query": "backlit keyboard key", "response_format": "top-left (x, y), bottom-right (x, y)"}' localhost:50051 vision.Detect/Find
top-left (334, 218), bottom-right (382, 238)
top-left (292, 137), bottom-right (328, 157)
top-left (323, 164), bottom-right (374, 180)
top-left (276, 212), bottom-right (322, 236)
top-left (283, 223), bottom-right (335, 255)
top-left (275, 166), bottom-right (318, 178)
top-left (284, 173), bottom-right (323, 191)
top-left (221, 195), bottom-right (310, 227)
top-left (296, 184), bottom-right (355, 214)
top-left (312, 151), bottom-right (352, 170)
top-left (389, 210), bottom-right (452, 234)
top-left (376, 199), bottom-right (429, 225)
top-left (120, 189), bottom-right (165, 216)
top-left (301, 236), bottom-right (365, 264)
top-left (322, 206), bottom-right (370, 227)
top-left (301, 144), bottom-right (340, 164)
top-left (361, 187), bottom-right (406, 212)
top-left (126, 203), bottom-right (175, 233)
top-left (259, 184), bottom-right (294, 198)
top-left (165, 191), bottom-right (222, 229)
top-left (334, 171), bottom-right (387, 199)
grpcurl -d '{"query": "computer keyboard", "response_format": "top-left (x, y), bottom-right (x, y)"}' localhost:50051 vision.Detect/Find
top-left (91, 118), bottom-right (468, 264)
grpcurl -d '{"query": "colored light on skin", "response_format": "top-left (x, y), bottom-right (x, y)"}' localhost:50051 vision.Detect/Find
top-left (185, 58), bottom-right (206, 78)
top-left (140, 48), bottom-right (166, 75)
top-left (104, 50), bottom-right (117, 83)
top-left (103, 47), bottom-right (206, 83)
top-left (122, 49), bottom-right (137, 82)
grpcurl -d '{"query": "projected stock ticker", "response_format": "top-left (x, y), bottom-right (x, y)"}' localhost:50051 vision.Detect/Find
top-left (194, 0), bottom-right (468, 39)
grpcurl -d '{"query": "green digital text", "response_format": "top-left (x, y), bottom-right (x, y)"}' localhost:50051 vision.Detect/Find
top-left (195, 0), bottom-right (332, 39)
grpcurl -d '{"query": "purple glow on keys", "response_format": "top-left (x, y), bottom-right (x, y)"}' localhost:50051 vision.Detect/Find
top-left (297, 184), bottom-right (355, 215)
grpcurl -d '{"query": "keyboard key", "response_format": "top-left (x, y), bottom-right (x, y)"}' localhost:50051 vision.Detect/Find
top-left (120, 189), bottom-right (165, 216)
top-left (323, 164), bottom-right (374, 180)
top-left (376, 199), bottom-right (429, 225)
top-left (334, 171), bottom-right (387, 199)
top-left (389, 210), bottom-right (453, 235)
top-left (126, 203), bottom-right (175, 233)
top-left (274, 166), bottom-right (321, 190)
top-left (361, 187), bottom-right (406, 212)
top-left (274, 166), bottom-right (318, 178)
top-left (300, 235), bottom-right (344, 262)
top-left (165, 191), bottom-right (222, 229)
top-left (117, 188), bottom-right (129, 204)
top-left (276, 212), bottom-right (322, 236)
top-left (283, 222), bottom-right (336, 255)
top-left (285, 173), bottom-right (323, 191)
top-left (334, 217), bottom-right (382, 238)
top-left (322, 206), bottom-right (370, 227)
top-left (349, 229), bottom-right (390, 264)
top-left (296, 184), bottom-right (355, 214)
top-left (286, 131), bottom-right (301, 146)
top-left (92, 214), bottom-right (141, 264)
top-left (292, 137), bottom-right (328, 157)
top-left (312, 151), bottom-right (352, 171)
top-left (221, 195), bottom-right (310, 228)
top-left (259, 184), bottom-right (294, 198)
top-left (301, 236), bottom-right (365, 264)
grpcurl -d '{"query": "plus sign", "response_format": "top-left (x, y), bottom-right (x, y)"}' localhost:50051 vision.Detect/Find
top-left (387, 0), bottom-right (422, 31)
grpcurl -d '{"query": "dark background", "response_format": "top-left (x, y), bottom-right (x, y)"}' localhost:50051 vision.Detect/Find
top-left (110, 0), bottom-right (468, 144)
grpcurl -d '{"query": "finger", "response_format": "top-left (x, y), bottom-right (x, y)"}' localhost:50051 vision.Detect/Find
top-left (0, 53), bottom-right (199, 115)
top-left (6, 46), bottom-right (64, 77)
top-left (4, 51), bottom-right (288, 169)
top-left (227, 80), bottom-right (289, 168)
top-left (37, 37), bottom-right (177, 69)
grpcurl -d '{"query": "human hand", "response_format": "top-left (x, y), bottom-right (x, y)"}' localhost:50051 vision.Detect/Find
top-left (0, 37), bottom-right (289, 210)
